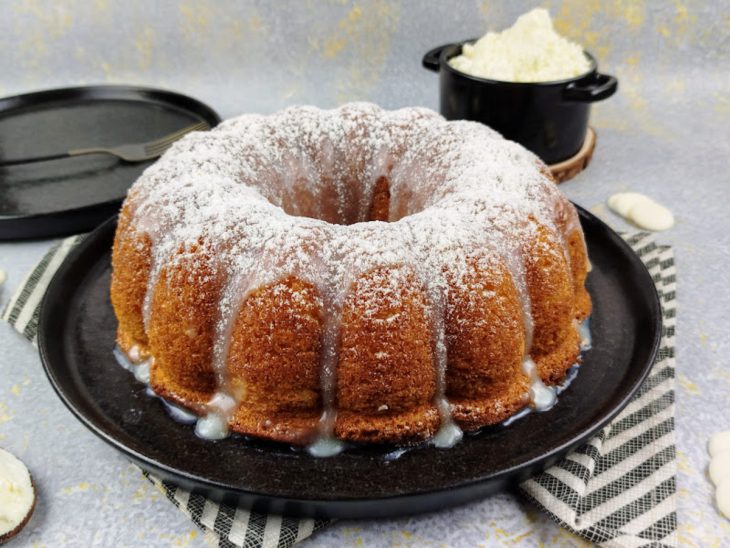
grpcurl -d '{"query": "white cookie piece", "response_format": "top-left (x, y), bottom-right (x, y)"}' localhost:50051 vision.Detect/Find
top-left (709, 450), bottom-right (730, 486)
top-left (717, 477), bottom-right (730, 519)
top-left (607, 192), bottom-right (651, 217)
top-left (628, 200), bottom-right (675, 231)
top-left (710, 431), bottom-right (730, 457)
top-left (0, 448), bottom-right (36, 542)
top-left (607, 192), bottom-right (674, 232)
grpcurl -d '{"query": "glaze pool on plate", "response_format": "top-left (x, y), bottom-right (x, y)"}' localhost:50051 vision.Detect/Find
top-left (37, 207), bottom-right (661, 519)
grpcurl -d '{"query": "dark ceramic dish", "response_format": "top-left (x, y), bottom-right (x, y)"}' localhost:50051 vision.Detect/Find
top-left (38, 207), bottom-right (660, 519)
top-left (0, 85), bottom-right (220, 240)
top-left (423, 41), bottom-right (617, 164)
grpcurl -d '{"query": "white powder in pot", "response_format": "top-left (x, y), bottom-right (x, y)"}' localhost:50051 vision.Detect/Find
top-left (448, 8), bottom-right (591, 83)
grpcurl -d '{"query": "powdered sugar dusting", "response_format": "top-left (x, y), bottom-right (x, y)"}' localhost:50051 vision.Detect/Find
top-left (120, 102), bottom-right (577, 449)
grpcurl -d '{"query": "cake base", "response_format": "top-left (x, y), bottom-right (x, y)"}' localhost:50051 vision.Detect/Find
top-left (549, 128), bottom-right (596, 183)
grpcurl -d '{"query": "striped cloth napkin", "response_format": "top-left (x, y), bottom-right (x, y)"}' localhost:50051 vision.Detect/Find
top-left (1, 231), bottom-right (676, 547)
top-left (520, 233), bottom-right (677, 546)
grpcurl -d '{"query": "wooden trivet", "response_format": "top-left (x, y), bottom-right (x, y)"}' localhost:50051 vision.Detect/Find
top-left (549, 127), bottom-right (596, 183)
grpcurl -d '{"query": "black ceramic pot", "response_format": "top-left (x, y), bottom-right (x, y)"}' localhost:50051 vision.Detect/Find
top-left (423, 40), bottom-right (618, 164)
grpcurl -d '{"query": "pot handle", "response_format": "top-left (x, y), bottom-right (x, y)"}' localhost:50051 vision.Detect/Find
top-left (563, 73), bottom-right (618, 102)
top-left (422, 44), bottom-right (451, 72)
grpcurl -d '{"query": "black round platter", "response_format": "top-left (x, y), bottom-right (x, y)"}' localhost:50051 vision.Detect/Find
top-left (37, 206), bottom-right (661, 519)
top-left (0, 85), bottom-right (220, 239)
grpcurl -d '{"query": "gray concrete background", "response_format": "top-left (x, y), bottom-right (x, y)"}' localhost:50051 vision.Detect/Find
top-left (1, 1), bottom-right (729, 546)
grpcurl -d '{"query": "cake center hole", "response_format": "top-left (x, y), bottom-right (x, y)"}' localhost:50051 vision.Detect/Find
top-left (271, 174), bottom-right (393, 225)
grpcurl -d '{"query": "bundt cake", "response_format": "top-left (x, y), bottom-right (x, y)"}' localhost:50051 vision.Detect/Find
top-left (110, 103), bottom-right (591, 454)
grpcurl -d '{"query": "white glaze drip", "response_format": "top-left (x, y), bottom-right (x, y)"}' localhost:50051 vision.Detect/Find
top-left (127, 345), bottom-right (142, 363)
top-left (195, 414), bottom-right (229, 440)
top-left (162, 401), bottom-right (198, 424)
top-left (384, 447), bottom-right (409, 461)
top-left (195, 228), bottom-right (288, 438)
top-left (522, 357), bottom-right (557, 412)
top-left (498, 237), bottom-right (539, 413)
top-left (306, 433), bottom-right (346, 458)
top-left (542, 181), bottom-right (583, 267)
top-left (194, 393), bottom-right (237, 440)
top-left (113, 345), bottom-right (134, 368)
top-left (311, 265), bottom-right (348, 448)
top-left (503, 246), bottom-right (535, 352)
top-left (429, 293), bottom-right (463, 447)
top-left (113, 346), bottom-right (151, 385)
top-left (141, 254), bottom-right (161, 329)
top-left (501, 406), bottom-right (532, 427)
top-left (134, 361), bottom-right (151, 384)
top-left (557, 364), bottom-right (580, 394)
top-left (304, 238), bottom-right (354, 453)
top-left (433, 419), bottom-right (464, 448)
top-left (402, 219), bottom-right (465, 449)
top-left (578, 318), bottom-right (592, 350)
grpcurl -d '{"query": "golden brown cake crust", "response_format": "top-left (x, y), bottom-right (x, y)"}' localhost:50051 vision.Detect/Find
top-left (227, 277), bottom-right (323, 444)
top-left (109, 103), bottom-right (592, 449)
top-left (445, 258), bottom-right (530, 429)
top-left (111, 203), bottom-right (152, 358)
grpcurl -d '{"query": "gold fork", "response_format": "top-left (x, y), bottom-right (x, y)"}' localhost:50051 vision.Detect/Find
top-left (0, 121), bottom-right (210, 166)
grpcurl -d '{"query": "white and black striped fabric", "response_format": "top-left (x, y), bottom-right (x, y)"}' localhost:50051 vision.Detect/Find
top-left (141, 471), bottom-right (329, 548)
top-left (2, 231), bottom-right (676, 547)
top-left (520, 233), bottom-right (677, 546)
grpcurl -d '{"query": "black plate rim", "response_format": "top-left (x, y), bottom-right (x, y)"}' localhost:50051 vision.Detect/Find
top-left (37, 206), bottom-right (662, 516)
top-left (0, 84), bottom-right (222, 240)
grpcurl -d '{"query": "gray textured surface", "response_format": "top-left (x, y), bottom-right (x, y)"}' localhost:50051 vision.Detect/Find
top-left (1, 1), bottom-right (729, 546)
